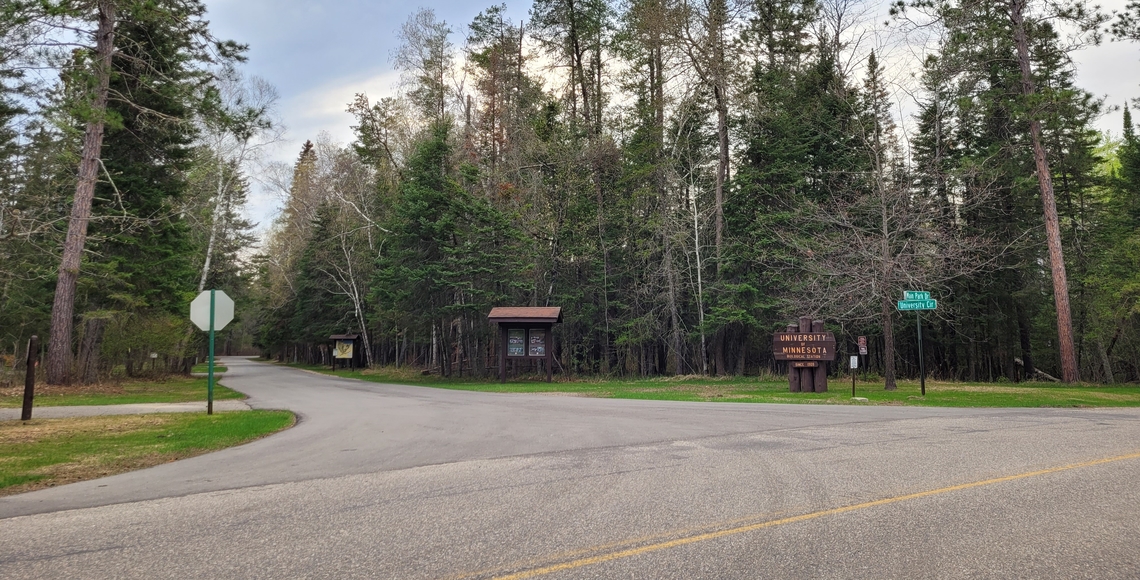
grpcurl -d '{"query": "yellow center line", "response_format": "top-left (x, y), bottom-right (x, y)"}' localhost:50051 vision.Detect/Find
top-left (487, 451), bottom-right (1140, 580)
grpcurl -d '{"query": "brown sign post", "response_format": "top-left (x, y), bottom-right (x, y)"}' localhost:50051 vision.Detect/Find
top-left (21, 335), bottom-right (38, 421)
top-left (488, 307), bottom-right (562, 383)
top-left (773, 318), bottom-right (836, 392)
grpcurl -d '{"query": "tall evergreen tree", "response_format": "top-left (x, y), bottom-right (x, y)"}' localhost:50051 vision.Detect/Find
top-left (372, 122), bottom-right (528, 376)
top-left (27, 0), bottom-right (244, 383)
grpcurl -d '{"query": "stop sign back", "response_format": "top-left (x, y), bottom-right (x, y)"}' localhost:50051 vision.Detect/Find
top-left (190, 290), bottom-right (234, 331)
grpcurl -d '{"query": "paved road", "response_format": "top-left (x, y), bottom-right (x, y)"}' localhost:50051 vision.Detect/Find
top-left (2, 357), bottom-right (1139, 578)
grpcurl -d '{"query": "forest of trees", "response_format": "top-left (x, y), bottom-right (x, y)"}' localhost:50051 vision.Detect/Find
top-left (3, 0), bottom-right (1140, 386)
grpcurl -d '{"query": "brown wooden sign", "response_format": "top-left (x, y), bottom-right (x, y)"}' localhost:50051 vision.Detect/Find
top-left (791, 361), bottom-right (818, 368)
top-left (772, 331), bottom-right (837, 361)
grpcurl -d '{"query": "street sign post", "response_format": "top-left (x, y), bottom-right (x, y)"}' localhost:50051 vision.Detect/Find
top-left (190, 290), bottom-right (234, 414)
top-left (896, 291), bottom-right (936, 396)
top-left (849, 355), bottom-right (858, 397)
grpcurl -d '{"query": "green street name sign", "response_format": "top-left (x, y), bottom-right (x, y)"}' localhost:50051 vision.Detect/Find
top-left (897, 299), bottom-right (937, 311)
top-left (903, 290), bottom-right (931, 301)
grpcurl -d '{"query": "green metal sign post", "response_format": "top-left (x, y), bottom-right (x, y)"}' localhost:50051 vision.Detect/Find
top-left (916, 309), bottom-right (925, 396)
top-left (208, 291), bottom-right (214, 414)
top-left (898, 292), bottom-right (936, 396)
top-left (190, 289), bottom-right (234, 415)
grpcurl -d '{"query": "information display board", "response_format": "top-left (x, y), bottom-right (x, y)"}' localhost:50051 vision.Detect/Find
top-left (507, 329), bottom-right (526, 357)
top-left (334, 340), bottom-right (354, 359)
top-left (528, 329), bottom-right (546, 357)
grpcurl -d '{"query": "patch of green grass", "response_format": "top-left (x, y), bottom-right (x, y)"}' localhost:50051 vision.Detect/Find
top-left (0, 376), bottom-right (244, 408)
top-left (283, 362), bottom-right (1140, 408)
top-left (191, 363), bottom-right (228, 373)
top-left (0, 410), bottom-right (294, 495)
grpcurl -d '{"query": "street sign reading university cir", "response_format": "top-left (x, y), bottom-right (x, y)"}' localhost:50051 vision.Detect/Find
top-left (897, 299), bottom-right (937, 311)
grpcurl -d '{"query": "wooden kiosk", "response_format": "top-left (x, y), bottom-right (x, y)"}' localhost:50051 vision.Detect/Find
top-left (329, 333), bottom-right (362, 370)
top-left (488, 307), bottom-right (562, 383)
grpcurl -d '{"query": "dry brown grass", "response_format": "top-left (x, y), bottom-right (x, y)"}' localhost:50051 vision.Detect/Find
top-left (0, 381), bottom-right (131, 400)
top-left (0, 415), bottom-right (166, 444)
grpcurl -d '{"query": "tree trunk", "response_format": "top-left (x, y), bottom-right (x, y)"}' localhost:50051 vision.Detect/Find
top-left (881, 296), bottom-right (897, 390)
top-left (735, 326), bottom-right (746, 376)
top-left (692, 187), bottom-right (708, 376)
top-left (714, 327), bottom-right (726, 376)
top-left (710, 0), bottom-right (729, 375)
top-left (1009, 0), bottom-right (1078, 382)
top-left (46, 1), bottom-right (116, 385)
top-left (76, 316), bottom-right (107, 385)
top-left (665, 234), bottom-right (683, 375)
top-left (1097, 338), bottom-right (1114, 384)
top-left (1016, 302), bottom-right (1035, 379)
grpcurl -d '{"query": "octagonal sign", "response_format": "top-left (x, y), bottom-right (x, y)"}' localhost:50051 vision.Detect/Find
top-left (190, 290), bottom-right (234, 331)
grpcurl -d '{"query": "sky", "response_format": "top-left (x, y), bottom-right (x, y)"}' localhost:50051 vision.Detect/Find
top-left (200, 0), bottom-right (1140, 232)
top-left (202, 0), bottom-right (532, 230)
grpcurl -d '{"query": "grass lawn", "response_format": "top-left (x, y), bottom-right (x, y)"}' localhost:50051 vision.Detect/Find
top-left (191, 363), bottom-right (228, 373)
top-left (285, 363), bottom-right (1140, 408)
top-left (0, 410), bottom-right (294, 496)
top-left (0, 376), bottom-right (244, 408)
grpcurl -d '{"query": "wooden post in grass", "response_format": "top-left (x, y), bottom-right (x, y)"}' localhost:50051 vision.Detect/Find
top-left (798, 317), bottom-right (813, 392)
top-left (812, 320), bottom-right (828, 393)
top-left (786, 324), bottom-right (800, 392)
top-left (21, 335), bottom-right (38, 421)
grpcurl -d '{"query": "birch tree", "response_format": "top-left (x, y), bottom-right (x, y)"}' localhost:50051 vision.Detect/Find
top-left (193, 72), bottom-right (281, 293)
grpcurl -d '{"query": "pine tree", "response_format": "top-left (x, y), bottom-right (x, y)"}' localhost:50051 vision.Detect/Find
top-left (372, 122), bottom-right (528, 377)
top-left (730, 1), bottom-right (862, 376)
top-left (39, 0), bottom-right (244, 383)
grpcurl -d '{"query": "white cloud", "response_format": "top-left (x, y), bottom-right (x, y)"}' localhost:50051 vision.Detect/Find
top-left (243, 69), bottom-right (402, 231)
top-left (281, 68), bottom-right (402, 150)
top-left (1075, 40), bottom-right (1140, 137)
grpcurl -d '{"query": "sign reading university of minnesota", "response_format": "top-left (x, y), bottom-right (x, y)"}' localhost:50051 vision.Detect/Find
top-left (772, 331), bottom-right (837, 361)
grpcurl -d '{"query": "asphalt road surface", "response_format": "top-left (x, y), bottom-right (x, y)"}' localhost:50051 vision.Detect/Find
top-left (2, 357), bottom-right (1140, 579)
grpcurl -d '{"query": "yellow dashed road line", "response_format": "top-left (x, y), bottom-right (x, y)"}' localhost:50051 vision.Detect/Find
top-left (484, 451), bottom-right (1140, 579)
